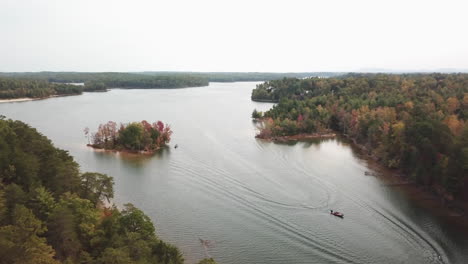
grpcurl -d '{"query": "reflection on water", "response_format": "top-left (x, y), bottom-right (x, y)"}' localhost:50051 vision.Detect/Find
top-left (91, 147), bottom-right (172, 167)
top-left (1, 82), bottom-right (467, 264)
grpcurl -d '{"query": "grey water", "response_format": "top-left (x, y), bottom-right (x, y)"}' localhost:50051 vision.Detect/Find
top-left (1, 82), bottom-right (467, 264)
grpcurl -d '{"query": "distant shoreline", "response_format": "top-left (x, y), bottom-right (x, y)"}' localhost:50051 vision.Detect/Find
top-left (0, 84), bottom-right (211, 104)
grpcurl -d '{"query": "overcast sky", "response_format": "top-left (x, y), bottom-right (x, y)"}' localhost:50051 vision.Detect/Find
top-left (1, 0), bottom-right (467, 72)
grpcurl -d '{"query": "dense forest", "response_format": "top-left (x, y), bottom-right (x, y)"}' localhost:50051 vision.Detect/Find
top-left (87, 120), bottom-right (173, 152)
top-left (252, 74), bottom-right (468, 201)
top-left (0, 117), bottom-right (215, 264)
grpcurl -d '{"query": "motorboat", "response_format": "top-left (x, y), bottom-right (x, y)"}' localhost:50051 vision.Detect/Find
top-left (330, 210), bottom-right (344, 218)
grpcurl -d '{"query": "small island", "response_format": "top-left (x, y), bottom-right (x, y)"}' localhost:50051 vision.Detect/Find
top-left (86, 120), bottom-right (173, 153)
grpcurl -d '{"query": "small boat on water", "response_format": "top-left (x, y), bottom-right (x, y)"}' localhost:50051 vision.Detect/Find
top-left (330, 210), bottom-right (344, 218)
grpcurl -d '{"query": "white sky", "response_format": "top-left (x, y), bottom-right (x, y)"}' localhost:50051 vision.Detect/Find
top-left (1, 0), bottom-right (467, 72)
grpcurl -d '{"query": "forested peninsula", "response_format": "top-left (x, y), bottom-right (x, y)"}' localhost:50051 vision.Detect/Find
top-left (0, 117), bottom-right (215, 264)
top-left (87, 120), bottom-right (172, 153)
top-left (251, 74), bottom-right (468, 202)
top-left (0, 78), bottom-right (87, 99)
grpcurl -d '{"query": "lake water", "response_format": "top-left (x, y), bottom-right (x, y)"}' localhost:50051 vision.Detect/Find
top-left (1, 82), bottom-right (467, 264)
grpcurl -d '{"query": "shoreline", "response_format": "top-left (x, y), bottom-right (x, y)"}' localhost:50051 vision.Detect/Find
top-left (257, 130), bottom-right (468, 224)
top-left (0, 97), bottom-right (36, 103)
top-left (0, 85), bottom-right (206, 104)
top-left (0, 93), bottom-right (82, 103)
top-left (256, 132), bottom-right (336, 142)
top-left (87, 144), bottom-right (163, 156)
top-left (342, 134), bottom-right (468, 224)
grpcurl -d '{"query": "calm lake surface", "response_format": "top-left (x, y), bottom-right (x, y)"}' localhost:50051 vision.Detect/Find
top-left (1, 82), bottom-right (467, 264)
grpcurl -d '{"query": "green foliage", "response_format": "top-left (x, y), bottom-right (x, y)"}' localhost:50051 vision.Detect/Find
top-left (57, 193), bottom-right (100, 243)
top-left (83, 81), bottom-right (107, 92)
top-left (47, 205), bottom-right (82, 262)
top-left (3, 183), bottom-right (27, 223)
top-left (252, 109), bottom-right (263, 119)
top-left (0, 119), bottom-right (81, 196)
top-left (79, 172), bottom-right (114, 206)
top-left (0, 185), bottom-right (5, 224)
top-left (119, 203), bottom-right (156, 239)
top-left (96, 248), bottom-right (132, 264)
top-left (153, 240), bottom-right (184, 264)
top-left (253, 74), bottom-right (468, 198)
top-left (119, 123), bottom-right (144, 150)
top-left (89, 205), bottom-right (184, 264)
top-left (0, 118), bottom-right (192, 264)
top-left (197, 258), bottom-right (218, 264)
top-left (0, 205), bottom-right (59, 264)
top-left (29, 186), bottom-right (56, 221)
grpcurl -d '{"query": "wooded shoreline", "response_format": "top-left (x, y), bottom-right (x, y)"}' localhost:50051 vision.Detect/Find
top-left (256, 132), bottom-right (336, 142)
top-left (346, 135), bottom-right (468, 225)
top-left (251, 74), bottom-right (468, 208)
top-left (258, 129), bottom-right (468, 224)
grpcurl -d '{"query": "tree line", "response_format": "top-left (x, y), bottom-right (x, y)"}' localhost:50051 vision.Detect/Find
top-left (0, 78), bottom-right (86, 99)
top-left (0, 71), bottom-right (346, 100)
top-left (138, 71), bottom-right (343, 82)
top-left (0, 73), bottom-right (209, 99)
top-left (0, 117), bottom-right (215, 264)
top-left (0, 72), bottom-right (209, 88)
top-left (252, 74), bottom-right (468, 201)
top-left (87, 120), bottom-right (173, 152)
top-left (1, 71), bottom-right (342, 82)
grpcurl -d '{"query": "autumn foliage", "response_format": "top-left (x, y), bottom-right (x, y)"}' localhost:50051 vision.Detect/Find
top-left (87, 120), bottom-right (172, 152)
top-left (252, 74), bottom-right (468, 200)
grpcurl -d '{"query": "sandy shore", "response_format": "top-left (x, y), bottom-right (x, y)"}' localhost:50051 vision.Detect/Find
top-left (0, 98), bottom-right (36, 103)
top-left (0, 93), bottom-right (83, 104)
